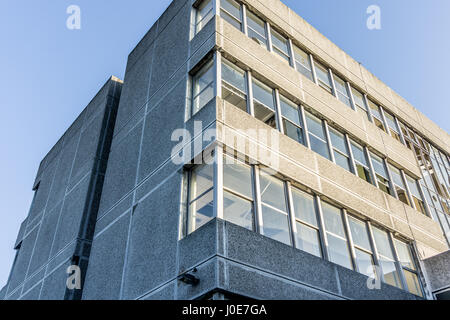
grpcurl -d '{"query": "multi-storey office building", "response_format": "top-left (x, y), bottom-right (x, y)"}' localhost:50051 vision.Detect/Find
top-left (2, 0), bottom-right (450, 300)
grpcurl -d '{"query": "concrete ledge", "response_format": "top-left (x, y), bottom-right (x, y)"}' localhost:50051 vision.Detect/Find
top-left (178, 219), bottom-right (423, 300)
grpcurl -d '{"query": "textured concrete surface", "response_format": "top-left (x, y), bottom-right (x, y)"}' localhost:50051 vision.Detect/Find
top-left (423, 251), bottom-right (450, 293)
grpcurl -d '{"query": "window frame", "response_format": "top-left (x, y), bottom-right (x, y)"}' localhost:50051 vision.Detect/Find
top-left (220, 0), bottom-right (243, 31)
top-left (194, 0), bottom-right (214, 35)
top-left (191, 59), bottom-right (215, 116)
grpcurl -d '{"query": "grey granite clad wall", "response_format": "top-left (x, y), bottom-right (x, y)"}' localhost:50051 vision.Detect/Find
top-left (82, 0), bottom-right (218, 300)
top-left (2, 77), bottom-right (122, 300)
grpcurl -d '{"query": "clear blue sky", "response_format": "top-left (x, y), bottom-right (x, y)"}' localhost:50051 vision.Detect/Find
top-left (0, 0), bottom-right (449, 288)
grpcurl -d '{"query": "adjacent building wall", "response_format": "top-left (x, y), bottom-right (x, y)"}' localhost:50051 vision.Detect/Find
top-left (2, 77), bottom-right (122, 300)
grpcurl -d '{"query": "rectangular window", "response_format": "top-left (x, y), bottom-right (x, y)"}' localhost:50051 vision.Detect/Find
top-left (351, 88), bottom-right (370, 121)
top-left (280, 95), bottom-right (304, 145)
top-left (348, 216), bottom-right (376, 277)
top-left (223, 155), bottom-right (254, 230)
top-left (321, 202), bottom-right (352, 269)
top-left (192, 60), bottom-right (214, 116)
top-left (187, 164), bottom-right (214, 234)
top-left (252, 78), bottom-right (277, 129)
top-left (293, 45), bottom-right (313, 81)
top-left (368, 99), bottom-right (386, 131)
top-left (271, 28), bottom-right (290, 63)
top-left (220, 0), bottom-right (242, 31)
top-left (329, 127), bottom-right (351, 172)
top-left (259, 170), bottom-right (291, 245)
top-left (370, 153), bottom-right (391, 195)
top-left (394, 239), bottom-right (422, 297)
top-left (388, 165), bottom-right (410, 205)
top-left (372, 227), bottom-right (402, 289)
top-left (221, 59), bottom-right (247, 112)
top-left (195, 0), bottom-right (214, 34)
top-left (314, 62), bottom-right (333, 94)
top-left (351, 141), bottom-right (372, 184)
top-left (405, 174), bottom-right (427, 215)
top-left (291, 188), bottom-right (322, 257)
top-left (305, 112), bottom-right (330, 160)
top-left (384, 111), bottom-right (402, 143)
top-left (333, 74), bottom-right (352, 108)
top-left (246, 10), bottom-right (268, 49)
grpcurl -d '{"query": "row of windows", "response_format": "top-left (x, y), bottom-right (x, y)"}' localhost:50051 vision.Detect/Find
top-left (194, 0), bottom-right (450, 176)
top-left (183, 153), bottom-right (423, 297)
top-left (192, 0), bottom-right (449, 239)
top-left (192, 55), bottom-right (429, 215)
top-left (404, 122), bottom-right (450, 244)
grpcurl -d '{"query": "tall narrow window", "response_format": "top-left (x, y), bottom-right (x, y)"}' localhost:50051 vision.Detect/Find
top-left (221, 59), bottom-right (247, 112)
top-left (280, 95), bottom-right (304, 145)
top-left (293, 45), bottom-right (313, 81)
top-left (246, 10), bottom-right (268, 49)
top-left (405, 174), bottom-right (427, 215)
top-left (195, 0), bottom-right (214, 34)
top-left (368, 100), bottom-right (386, 131)
top-left (252, 78), bottom-right (277, 129)
top-left (270, 28), bottom-right (290, 63)
top-left (321, 202), bottom-right (352, 269)
top-left (192, 60), bottom-right (214, 116)
top-left (370, 153), bottom-right (391, 195)
top-left (333, 75), bottom-right (352, 108)
top-left (389, 165), bottom-right (410, 205)
top-left (259, 171), bottom-right (291, 245)
top-left (291, 188), bottom-right (322, 257)
top-left (394, 239), bottom-right (423, 297)
top-left (329, 127), bottom-right (351, 172)
top-left (314, 62), bottom-right (333, 94)
top-left (305, 112), bottom-right (330, 160)
top-left (348, 216), bottom-right (376, 277)
top-left (351, 88), bottom-right (370, 121)
top-left (220, 0), bottom-right (242, 31)
top-left (187, 164), bottom-right (214, 234)
top-left (384, 111), bottom-right (402, 143)
top-left (351, 141), bottom-right (373, 184)
top-left (372, 227), bottom-right (402, 288)
top-left (223, 155), bottom-right (254, 230)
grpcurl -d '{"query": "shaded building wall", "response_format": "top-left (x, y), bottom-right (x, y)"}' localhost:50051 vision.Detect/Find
top-left (2, 77), bottom-right (122, 300)
top-left (82, 0), bottom-right (218, 300)
top-left (423, 251), bottom-right (450, 298)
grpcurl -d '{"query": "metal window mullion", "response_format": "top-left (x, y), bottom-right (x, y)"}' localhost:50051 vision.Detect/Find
top-left (379, 106), bottom-right (391, 136)
top-left (345, 134), bottom-right (357, 175)
top-left (394, 117), bottom-right (407, 146)
top-left (417, 182), bottom-right (432, 218)
top-left (388, 232), bottom-right (408, 291)
top-left (213, 0), bottom-right (220, 16)
top-left (213, 146), bottom-right (224, 220)
top-left (365, 147), bottom-right (378, 187)
top-left (400, 169), bottom-right (415, 208)
top-left (246, 71), bottom-right (254, 116)
top-left (342, 210), bottom-right (358, 271)
top-left (242, 4), bottom-right (248, 35)
top-left (346, 82), bottom-right (357, 112)
top-left (309, 55), bottom-right (319, 85)
top-left (265, 22), bottom-right (273, 52)
top-left (274, 89), bottom-right (284, 133)
top-left (285, 182), bottom-right (298, 247)
top-left (300, 105), bottom-right (311, 149)
top-left (328, 69), bottom-right (338, 98)
top-left (287, 38), bottom-right (296, 69)
top-left (363, 94), bottom-right (374, 123)
top-left (384, 159), bottom-right (397, 198)
top-left (315, 195), bottom-right (330, 261)
top-left (214, 51), bottom-right (222, 98)
top-left (367, 221), bottom-right (385, 283)
top-left (253, 166), bottom-right (264, 234)
top-left (323, 120), bottom-right (335, 163)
